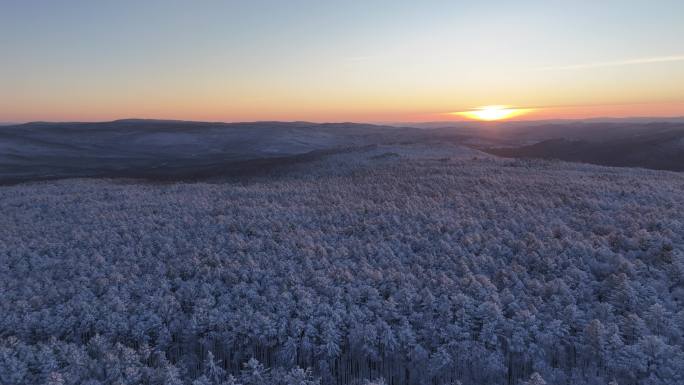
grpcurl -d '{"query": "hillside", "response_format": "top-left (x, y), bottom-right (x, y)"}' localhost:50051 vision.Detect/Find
top-left (485, 126), bottom-right (684, 171)
top-left (0, 120), bottom-right (425, 184)
top-left (1, 145), bottom-right (683, 385)
top-left (3, 120), bottom-right (684, 185)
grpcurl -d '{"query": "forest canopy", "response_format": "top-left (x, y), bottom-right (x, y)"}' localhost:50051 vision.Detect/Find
top-left (1, 146), bottom-right (683, 385)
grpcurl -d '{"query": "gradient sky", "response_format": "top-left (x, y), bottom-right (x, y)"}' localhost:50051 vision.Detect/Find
top-left (2, 0), bottom-right (684, 122)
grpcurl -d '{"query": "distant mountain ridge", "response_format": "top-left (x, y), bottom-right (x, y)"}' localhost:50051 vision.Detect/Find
top-left (3, 118), bottom-right (684, 184)
top-left (0, 119), bottom-right (424, 184)
top-left (400, 116), bottom-right (684, 129)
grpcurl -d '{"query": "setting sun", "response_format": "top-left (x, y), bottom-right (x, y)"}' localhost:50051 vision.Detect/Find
top-left (453, 105), bottom-right (533, 121)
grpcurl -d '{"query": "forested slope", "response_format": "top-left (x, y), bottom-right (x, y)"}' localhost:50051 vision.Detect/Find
top-left (1, 145), bottom-right (683, 385)
top-left (486, 126), bottom-right (684, 172)
top-left (0, 120), bottom-right (424, 184)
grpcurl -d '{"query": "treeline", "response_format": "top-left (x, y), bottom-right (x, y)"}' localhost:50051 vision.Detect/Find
top-left (1, 151), bottom-right (683, 385)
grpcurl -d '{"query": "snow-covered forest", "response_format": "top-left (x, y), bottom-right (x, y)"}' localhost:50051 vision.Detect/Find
top-left (1, 145), bottom-right (683, 385)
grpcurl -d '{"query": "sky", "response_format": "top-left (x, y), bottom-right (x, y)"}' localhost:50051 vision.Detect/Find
top-left (1, 0), bottom-right (684, 123)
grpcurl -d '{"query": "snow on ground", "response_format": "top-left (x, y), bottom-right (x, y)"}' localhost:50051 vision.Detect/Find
top-left (1, 145), bottom-right (683, 385)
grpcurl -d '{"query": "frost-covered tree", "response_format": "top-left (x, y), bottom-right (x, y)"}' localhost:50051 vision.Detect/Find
top-left (1, 147), bottom-right (683, 384)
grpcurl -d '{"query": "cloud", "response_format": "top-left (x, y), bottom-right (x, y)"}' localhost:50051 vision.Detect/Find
top-left (537, 54), bottom-right (684, 71)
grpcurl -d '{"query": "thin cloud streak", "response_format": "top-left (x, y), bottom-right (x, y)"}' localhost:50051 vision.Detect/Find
top-left (537, 55), bottom-right (684, 71)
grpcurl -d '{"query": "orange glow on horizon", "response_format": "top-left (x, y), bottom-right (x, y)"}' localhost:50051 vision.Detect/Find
top-left (451, 106), bottom-right (534, 121)
top-left (2, 101), bottom-right (683, 124)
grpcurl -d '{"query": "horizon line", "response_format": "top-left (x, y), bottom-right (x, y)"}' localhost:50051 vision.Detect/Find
top-left (3, 115), bottom-right (684, 127)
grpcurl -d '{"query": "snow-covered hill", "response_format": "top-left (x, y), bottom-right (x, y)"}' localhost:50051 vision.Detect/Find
top-left (3, 120), bottom-right (684, 185)
top-left (1, 146), bottom-right (682, 385)
top-left (0, 120), bottom-right (425, 184)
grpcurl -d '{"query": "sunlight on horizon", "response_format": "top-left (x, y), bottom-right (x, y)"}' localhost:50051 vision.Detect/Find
top-left (1, 1), bottom-right (683, 122)
top-left (451, 106), bottom-right (533, 121)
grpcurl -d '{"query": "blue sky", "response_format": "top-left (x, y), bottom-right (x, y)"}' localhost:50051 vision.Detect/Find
top-left (2, 0), bottom-right (683, 121)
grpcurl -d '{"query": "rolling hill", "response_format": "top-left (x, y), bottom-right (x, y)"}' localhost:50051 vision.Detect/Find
top-left (486, 125), bottom-right (684, 171)
top-left (0, 120), bottom-right (425, 184)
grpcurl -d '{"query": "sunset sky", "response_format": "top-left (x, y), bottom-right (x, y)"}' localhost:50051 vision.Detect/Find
top-left (2, 0), bottom-right (684, 123)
